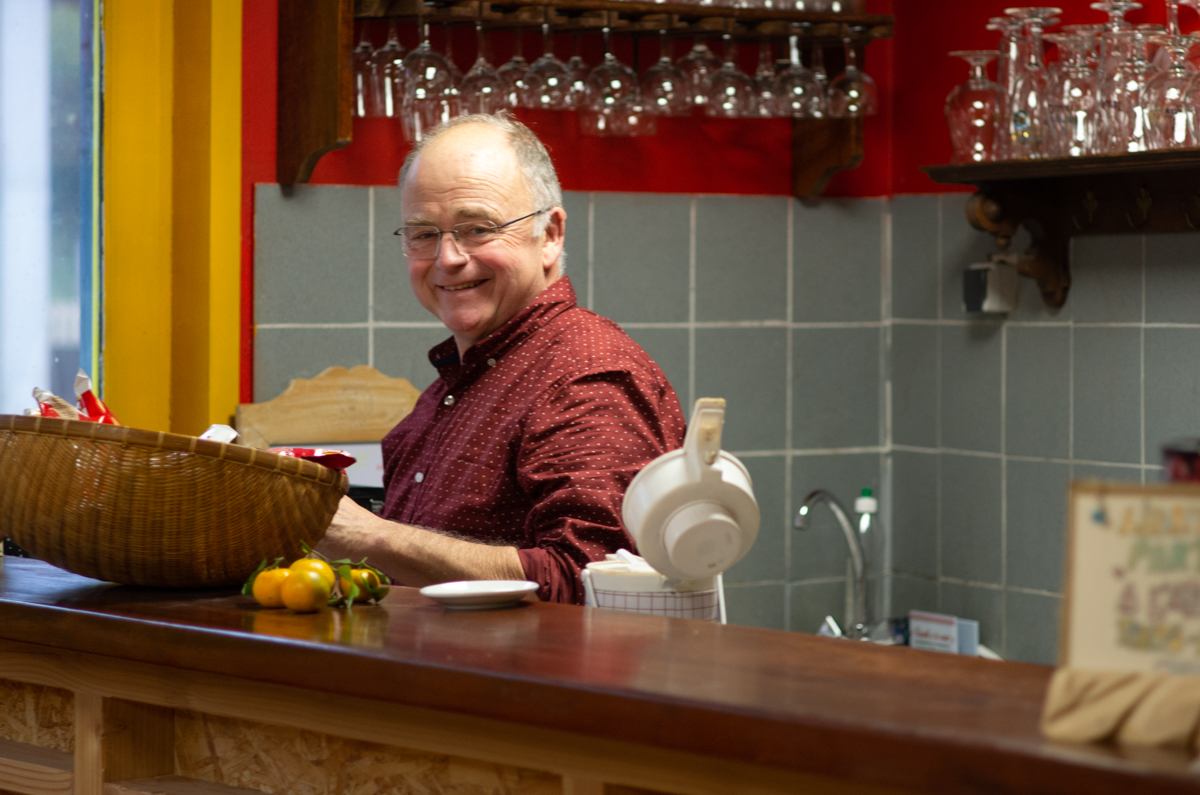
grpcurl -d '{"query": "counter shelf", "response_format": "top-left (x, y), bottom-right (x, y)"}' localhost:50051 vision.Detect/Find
top-left (0, 557), bottom-right (1196, 795)
top-left (924, 148), bottom-right (1200, 309)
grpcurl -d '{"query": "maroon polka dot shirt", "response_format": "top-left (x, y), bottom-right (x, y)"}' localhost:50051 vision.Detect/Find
top-left (381, 277), bottom-right (686, 604)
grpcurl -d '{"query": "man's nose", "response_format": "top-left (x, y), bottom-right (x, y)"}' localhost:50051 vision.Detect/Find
top-left (436, 232), bottom-right (469, 266)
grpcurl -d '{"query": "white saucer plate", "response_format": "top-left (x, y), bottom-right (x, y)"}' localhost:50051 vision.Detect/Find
top-left (419, 580), bottom-right (539, 611)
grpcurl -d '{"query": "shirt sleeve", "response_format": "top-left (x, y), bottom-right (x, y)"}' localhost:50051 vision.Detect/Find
top-left (515, 370), bottom-right (685, 604)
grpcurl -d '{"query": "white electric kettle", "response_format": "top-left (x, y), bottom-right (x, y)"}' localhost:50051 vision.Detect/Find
top-left (621, 398), bottom-right (759, 581)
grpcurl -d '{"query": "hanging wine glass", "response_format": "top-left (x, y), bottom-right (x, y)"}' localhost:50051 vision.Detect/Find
top-left (640, 30), bottom-right (692, 116)
top-left (775, 31), bottom-right (826, 117)
top-left (810, 41), bottom-right (829, 90)
top-left (1044, 32), bottom-right (1099, 156)
top-left (522, 23), bottom-right (574, 109)
top-left (678, 38), bottom-right (723, 107)
top-left (566, 33), bottom-right (590, 109)
top-left (442, 23), bottom-right (463, 117)
top-left (752, 42), bottom-right (780, 117)
top-left (498, 29), bottom-right (531, 109)
top-left (401, 21), bottom-right (457, 142)
top-left (370, 21), bottom-right (407, 118)
top-left (828, 26), bottom-right (878, 117)
top-left (581, 26), bottom-right (643, 135)
top-left (706, 33), bottom-right (756, 117)
top-left (945, 50), bottom-right (999, 163)
top-left (353, 34), bottom-right (376, 118)
top-left (459, 20), bottom-right (508, 115)
top-left (1147, 34), bottom-right (1197, 149)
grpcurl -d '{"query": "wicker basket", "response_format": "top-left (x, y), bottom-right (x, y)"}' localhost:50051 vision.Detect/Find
top-left (0, 415), bottom-right (347, 587)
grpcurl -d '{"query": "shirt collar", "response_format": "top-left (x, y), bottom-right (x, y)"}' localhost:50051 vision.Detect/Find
top-left (427, 276), bottom-right (578, 378)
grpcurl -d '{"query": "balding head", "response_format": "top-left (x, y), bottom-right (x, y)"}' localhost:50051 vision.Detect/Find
top-left (399, 113), bottom-right (562, 237)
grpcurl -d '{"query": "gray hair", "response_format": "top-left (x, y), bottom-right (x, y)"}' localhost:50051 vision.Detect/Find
top-left (398, 112), bottom-right (563, 240)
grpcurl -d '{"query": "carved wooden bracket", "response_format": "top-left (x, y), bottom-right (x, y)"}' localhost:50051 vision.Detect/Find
top-left (926, 150), bottom-right (1200, 309)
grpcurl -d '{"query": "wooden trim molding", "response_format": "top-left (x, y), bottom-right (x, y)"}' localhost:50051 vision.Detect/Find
top-left (0, 639), bottom-right (892, 795)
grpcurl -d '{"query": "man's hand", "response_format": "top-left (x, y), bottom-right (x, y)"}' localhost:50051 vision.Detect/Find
top-left (315, 496), bottom-right (526, 588)
top-left (316, 496), bottom-right (387, 563)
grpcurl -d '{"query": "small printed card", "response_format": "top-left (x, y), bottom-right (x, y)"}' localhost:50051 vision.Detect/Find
top-left (910, 610), bottom-right (959, 654)
top-left (1062, 481), bottom-right (1200, 674)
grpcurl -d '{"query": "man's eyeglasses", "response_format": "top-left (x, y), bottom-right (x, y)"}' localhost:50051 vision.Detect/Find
top-left (393, 209), bottom-right (549, 258)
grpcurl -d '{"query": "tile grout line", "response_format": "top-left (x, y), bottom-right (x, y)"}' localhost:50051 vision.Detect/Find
top-left (999, 321), bottom-right (1008, 658)
top-left (935, 195), bottom-right (944, 613)
top-left (368, 187), bottom-right (375, 368)
top-left (880, 199), bottom-right (893, 621)
top-left (1140, 233), bottom-right (1147, 485)
top-left (784, 196), bottom-right (795, 631)
top-left (688, 195), bottom-right (696, 412)
top-left (587, 192), bottom-right (595, 312)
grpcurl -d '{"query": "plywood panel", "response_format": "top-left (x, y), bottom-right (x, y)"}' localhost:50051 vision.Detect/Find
top-left (0, 681), bottom-right (73, 753)
top-left (174, 709), bottom-right (560, 795)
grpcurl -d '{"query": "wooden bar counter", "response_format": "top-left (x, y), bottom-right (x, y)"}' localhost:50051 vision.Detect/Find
top-left (0, 557), bottom-right (1195, 795)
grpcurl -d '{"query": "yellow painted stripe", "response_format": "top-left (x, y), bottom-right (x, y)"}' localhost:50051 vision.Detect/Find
top-left (103, 0), bottom-right (243, 434)
top-left (103, 0), bottom-right (174, 432)
top-left (209, 0), bottom-right (243, 429)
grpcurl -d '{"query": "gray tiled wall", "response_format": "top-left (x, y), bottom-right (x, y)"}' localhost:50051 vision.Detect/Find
top-left (254, 184), bottom-right (887, 636)
top-left (889, 193), bottom-right (1200, 665)
top-left (255, 183), bottom-right (1200, 665)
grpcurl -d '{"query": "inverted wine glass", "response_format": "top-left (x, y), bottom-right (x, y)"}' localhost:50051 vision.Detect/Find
top-left (521, 23), bottom-right (573, 110)
top-left (497, 30), bottom-right (531, 109)
top-left (945, 50), bottom-right (999, 163)
top-left (401, 22), bottom-right (457, 142)
top-left (1097, 29), bottom-right (1152, 152)
top-left (678, 39), bottom-right (722, 108)
top-left (566, 33), bottom-right (590, 109)
top-left (828, 28), bottom-right (878, 117)
top-left (1043, 33), bottom-right (1098, 156)
top-left (753, 42), bottom-right (780, 117)
top-left (641, 31), bottom-right (692, 116)
top-left (775, 33), bottom-right (826, 118)
top-left (370, 22), bottom-right (407, 118)
top-left (989, 16), bottom-right (1024, 160)
top-left (352, 36), bottom-right (376, 118)
top-left (1149, 34), bottom-right (1198, 148)
top-left (706, 34), bottom-right (757, 117)
top-left (581, 26), bottom-right (642, 135)
top-left (1004, 8), bottom-right (1061, 158)
top-left (459, 21), bottom-right (508, 115)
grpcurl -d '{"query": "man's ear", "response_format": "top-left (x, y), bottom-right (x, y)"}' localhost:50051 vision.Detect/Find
top-left (541, 207), bottom-right (567, 271)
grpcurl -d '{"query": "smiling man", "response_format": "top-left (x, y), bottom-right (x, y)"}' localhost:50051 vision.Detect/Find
top-left (317, 114), bottom-right (686, 604)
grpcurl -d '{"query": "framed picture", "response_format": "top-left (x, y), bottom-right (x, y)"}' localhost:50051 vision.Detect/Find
top-left (1062, 480), bottom-right (1200, 673)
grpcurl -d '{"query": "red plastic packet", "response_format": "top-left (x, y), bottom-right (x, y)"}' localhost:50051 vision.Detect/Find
top-left (74, 370), bottom-right (120, 425)
top-left (32, 387), bottom-right (79, 420)
top-left (269, 447), bottom-right (357, 471)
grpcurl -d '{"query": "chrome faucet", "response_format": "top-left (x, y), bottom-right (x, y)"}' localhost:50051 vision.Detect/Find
top-left (795, 489), bottom-right (868, 639)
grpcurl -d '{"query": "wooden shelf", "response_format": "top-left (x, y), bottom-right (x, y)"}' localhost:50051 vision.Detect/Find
top-left (0, 736), bottom-right (73, 795)
top-left (923, 149), bottom-right (1200, 308)
top-left (276, 0), bottom-right (892, 197)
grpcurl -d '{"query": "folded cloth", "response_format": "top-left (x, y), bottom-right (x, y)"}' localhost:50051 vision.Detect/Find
top-left (1118, 674), bottom-right (1200, 748)
top-left (1041, 668), bottom-right (1165, 743)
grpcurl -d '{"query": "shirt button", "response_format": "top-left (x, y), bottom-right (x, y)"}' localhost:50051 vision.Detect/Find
top-left (487, 358), bottom-right (497, 367)
top-left (414, 472), bottom-right (424, 483)
top-left (443, 395), bottom-right (455, 406)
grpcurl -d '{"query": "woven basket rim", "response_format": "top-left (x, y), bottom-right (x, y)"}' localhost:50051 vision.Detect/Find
top-left (0, 414), bottom-right (343, 486)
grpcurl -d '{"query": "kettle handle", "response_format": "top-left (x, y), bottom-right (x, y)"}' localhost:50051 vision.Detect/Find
top-left (684, 398), bottom-right (726, 477)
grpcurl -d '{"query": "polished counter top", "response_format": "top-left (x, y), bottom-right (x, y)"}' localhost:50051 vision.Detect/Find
top-left (0, 557), bottom-right (1194, 794)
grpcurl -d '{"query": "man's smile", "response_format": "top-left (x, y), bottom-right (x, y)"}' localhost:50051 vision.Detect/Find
top-left (441, 280), bottom-right (486, 292)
